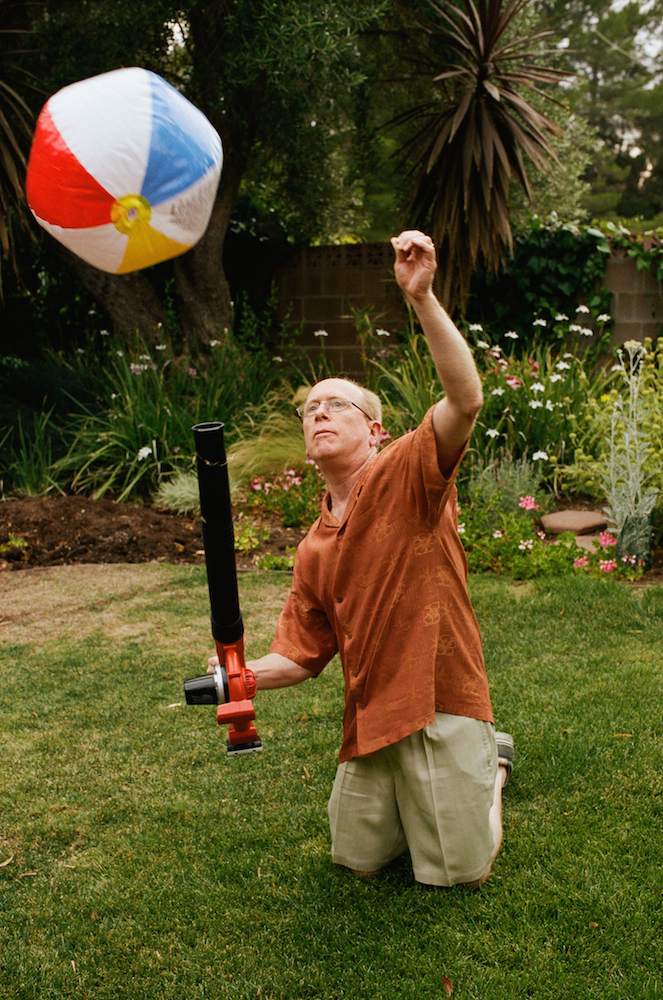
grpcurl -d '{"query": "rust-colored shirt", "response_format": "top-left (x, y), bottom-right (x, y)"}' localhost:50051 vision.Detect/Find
top-left (271, 406), bottom-right (493, 762)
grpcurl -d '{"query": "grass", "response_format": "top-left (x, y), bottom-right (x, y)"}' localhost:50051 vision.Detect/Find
top-left (1, 567), bottom-right (663, 999)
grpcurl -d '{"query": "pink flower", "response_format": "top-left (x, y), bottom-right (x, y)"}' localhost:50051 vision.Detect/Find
top-left (506, 376), bottom-right (522, 389)
top-left (599, 559), bottom-right (617, 573)
top-left (518, 539), bottom-right (533, 550)
top-left (574, 555), bottom-right (588, 568)
top-left (599, 532), bottom-right (616, 548)
top-left (518, 495), bottom-right (540, 511)
top-left (492, 529), bottom-right (503, 539)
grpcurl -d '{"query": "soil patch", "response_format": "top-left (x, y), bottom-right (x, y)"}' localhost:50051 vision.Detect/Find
top-left (0, 495), bottom-right (305, 573)
top-left (1, 494), bottom-right (662, 585)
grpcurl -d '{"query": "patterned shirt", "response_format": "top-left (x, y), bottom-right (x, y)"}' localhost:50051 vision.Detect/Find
top-left (271, 406), bottom-right (493, 762)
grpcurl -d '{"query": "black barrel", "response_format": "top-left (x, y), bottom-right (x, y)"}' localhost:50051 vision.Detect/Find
top-left (193, 421), bottom-right (244, 645)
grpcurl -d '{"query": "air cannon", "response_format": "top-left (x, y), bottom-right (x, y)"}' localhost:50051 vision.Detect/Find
top-left (183, 421), bottom-right (262, 755)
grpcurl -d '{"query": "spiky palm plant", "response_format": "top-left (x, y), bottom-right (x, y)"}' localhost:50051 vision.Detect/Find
top-left (0, 26), bottom-right (35, 297)
top-left (394, 0), bottom-right (570, 310)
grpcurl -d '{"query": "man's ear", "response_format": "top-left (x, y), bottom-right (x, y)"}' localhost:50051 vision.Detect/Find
top-left (369, 420), bottom-right (382, 447)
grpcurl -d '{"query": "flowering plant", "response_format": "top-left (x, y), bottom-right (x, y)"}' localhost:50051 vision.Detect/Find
top-left (467, 319), bottom-right (612, 477)
top-left (240, 462), bottom-right (325, 528)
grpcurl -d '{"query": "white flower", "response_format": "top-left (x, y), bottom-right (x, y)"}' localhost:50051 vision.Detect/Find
top-left (556, 361), bottom-right (571, 370)
top-left (117, 351), bottom-right (124, 357)
top-left (531, 382), bottom-right (545, 393)
top-left (555, 313), bottom-right (568, 322)
top-left (156, 343), bottom-right (167, 351)
top-left (469, 323), bottom-right (484, 331)
top-left (532, 450), bottom-right (549, 461)
top-left (272, 355), bottom-right (283, 363)
top-left (576, 304), bottom-right (590, 313)
top-left (545, 400), bottom-right (554, 411)
top-left (563, 353), bottom-right (573, 358)
top-left (492, 529), bottom-right (503, 539)
top-left (505, 330), bottom-right (518, 339)
top-left (580, 327), bottom-right (593, 337)
top-left (314, 329), bottom-right (328, 338)
top-left (491, 387), bottom-right (505, 396)
top-left (533, 318), bottom-right (547, 327)
top-left (597, 314), bottom-right (611, 323)
top-left (209, 339), bottom-right (220, 347)
top-left (518, 538), bottom-right (533, 550)
top-left (100, 329), bottom-right (109, 336)
top-left (477, 340), bottom-right (490, 349)
top-left (376, 328), bottom-right (390, 337)
top-left (549, 373), bottom-right (563, 382)
top-left (610, 364), bottom-right (622, 371)
top-left (457, 522), bottom-right (466, 534)
top-left (529, 400), bottom-right (543, 409)
top-left (137, 446), bottom-right (152, 462)
top-left (569, 324), bottom-right (583, 333)
top-left (486, 428), bottom-right (500, 438)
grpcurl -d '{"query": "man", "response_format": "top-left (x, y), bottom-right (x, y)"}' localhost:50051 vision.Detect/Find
top-left (215, 230), bottom-right (513, 887)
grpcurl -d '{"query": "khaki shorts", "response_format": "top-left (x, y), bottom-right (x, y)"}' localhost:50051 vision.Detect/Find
top-left (328, 713), bottom-right (497, 886)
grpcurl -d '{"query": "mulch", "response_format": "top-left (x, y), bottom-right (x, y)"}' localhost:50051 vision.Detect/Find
top-left (0, 495), bottom-right (304, 573)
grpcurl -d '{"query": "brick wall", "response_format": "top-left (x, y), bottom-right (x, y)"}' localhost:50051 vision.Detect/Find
top-left (274, 244), bottom-right (663, 370)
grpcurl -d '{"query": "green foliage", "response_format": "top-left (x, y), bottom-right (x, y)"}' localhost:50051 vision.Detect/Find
top-left (3, 406), bottom-right (65, 497)
top-left (602, 222), bottom-right (663, 284)
top-left (0, 531), bottom-right (27, 554)
top-left (233, 515), bottom-right (270, 554)
top-left (256, 550), bottom-right (297, 571)
top-left (466, 220), bottom-right (613, 339)
top-left (51, 333), bottom-right (280, 502)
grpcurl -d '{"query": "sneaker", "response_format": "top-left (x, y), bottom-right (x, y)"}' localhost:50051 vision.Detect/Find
top-left (495, 732), bottom-right (514, 785)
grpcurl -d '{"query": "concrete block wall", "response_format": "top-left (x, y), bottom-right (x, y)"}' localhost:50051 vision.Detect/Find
top-left (274, 243), bottom-right (404, 373)
top-left (604, 251), bottom-right (663, 346)
top-left (274, 244), bottom-right (663, 372)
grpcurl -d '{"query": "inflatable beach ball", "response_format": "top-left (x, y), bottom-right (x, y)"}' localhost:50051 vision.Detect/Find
top-left (26, 67), bottom-right (223, 274)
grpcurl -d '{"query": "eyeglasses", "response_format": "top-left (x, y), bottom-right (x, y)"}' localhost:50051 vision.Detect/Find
top-left (296, 396), bottom-right (372, 420)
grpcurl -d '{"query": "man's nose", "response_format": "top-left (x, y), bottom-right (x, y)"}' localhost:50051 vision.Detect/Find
top-left (314, 403), bottom-right (331, 419)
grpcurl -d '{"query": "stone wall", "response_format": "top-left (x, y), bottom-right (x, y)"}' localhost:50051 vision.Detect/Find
top-left (274, 244), bottom-right (663, 370)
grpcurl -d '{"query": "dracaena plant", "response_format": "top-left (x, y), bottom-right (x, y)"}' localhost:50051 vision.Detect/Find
top-left (0, 25), bottom-right (36, 297)
top-left (393, 0), bottom-right (569, 310)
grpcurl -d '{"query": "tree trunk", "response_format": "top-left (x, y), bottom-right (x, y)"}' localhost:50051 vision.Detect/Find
top-left (56, 242), bottom-right (167, 343)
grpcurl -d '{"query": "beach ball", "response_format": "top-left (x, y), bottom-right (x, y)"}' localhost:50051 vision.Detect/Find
top-left (26, 67), bottom-right (223, 274)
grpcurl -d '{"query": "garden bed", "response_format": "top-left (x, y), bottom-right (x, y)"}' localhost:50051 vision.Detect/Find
top-left (0, 495), bottom-right (306, 573)
top-left (2, 493), bottom-right (663, 584)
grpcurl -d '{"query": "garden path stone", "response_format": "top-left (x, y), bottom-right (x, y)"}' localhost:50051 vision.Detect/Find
top-left (540, 510), bottom-right (607, 536)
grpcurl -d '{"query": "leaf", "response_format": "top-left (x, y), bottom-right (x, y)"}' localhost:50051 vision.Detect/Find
top-left (0, 852), bottom-right (15, 868)
top-left (443, 975), bottom-right (454, 996)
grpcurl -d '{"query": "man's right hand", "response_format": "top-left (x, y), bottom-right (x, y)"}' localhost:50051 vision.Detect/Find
top-left (391, 230), bottom-right (437, 303)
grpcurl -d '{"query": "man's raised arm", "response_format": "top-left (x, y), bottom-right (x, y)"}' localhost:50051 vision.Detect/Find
top-left (391, 230), bottom-right (483, 477)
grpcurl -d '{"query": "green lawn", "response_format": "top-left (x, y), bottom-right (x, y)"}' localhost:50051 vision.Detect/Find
top-left (1, 567), bottom-right (662, 999)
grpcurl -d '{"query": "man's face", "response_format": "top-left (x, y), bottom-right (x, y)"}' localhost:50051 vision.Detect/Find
top-left (302, 378), bottom-right (379, 466)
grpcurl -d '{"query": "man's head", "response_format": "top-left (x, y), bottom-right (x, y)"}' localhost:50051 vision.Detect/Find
top-left (299, 377), bottom-right (383, 470)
